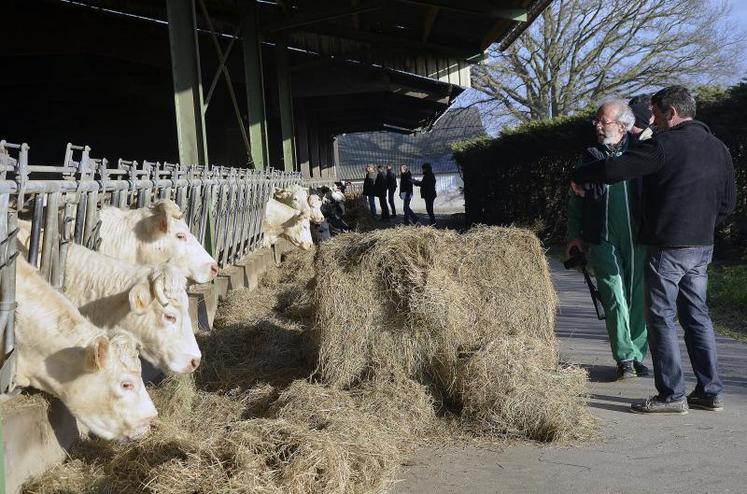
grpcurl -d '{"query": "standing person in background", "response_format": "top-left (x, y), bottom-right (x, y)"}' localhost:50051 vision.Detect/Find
top-left (363, 165), bottom-right (377, 217)
top-left (374, 165), bottom-right (390, 220)
top-left (629, 94), bottom-right (655, 141)
top-left (399, 164), bottom-right (419, 225)
top-left (413, 162), bottom-right (437, 226)
top-left (386, 164), bottom-right (398, 217)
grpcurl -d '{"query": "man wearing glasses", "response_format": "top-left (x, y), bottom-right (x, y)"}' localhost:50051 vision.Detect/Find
top-left (566, 99), bottom-right (649, 381)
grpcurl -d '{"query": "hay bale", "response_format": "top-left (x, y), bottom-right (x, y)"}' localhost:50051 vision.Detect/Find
top-left (313, 226), bottom-right (558, 387)
top-left (312, 225), bottom-right (592, 441)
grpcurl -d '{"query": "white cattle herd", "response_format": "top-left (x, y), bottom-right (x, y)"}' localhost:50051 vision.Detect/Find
top-left (3, 183), bottom-right (345, 441)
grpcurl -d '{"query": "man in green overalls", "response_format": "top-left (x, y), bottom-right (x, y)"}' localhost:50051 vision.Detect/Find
top-left (566, 99), bottom-right (649, 380)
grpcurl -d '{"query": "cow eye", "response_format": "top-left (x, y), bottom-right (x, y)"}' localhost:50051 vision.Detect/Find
top-left (176, 232), bottom-right (187, 241)
top-left (121, 381), bottom-right (135, 391)
top-left (164, 313), bottom-right (177, 324)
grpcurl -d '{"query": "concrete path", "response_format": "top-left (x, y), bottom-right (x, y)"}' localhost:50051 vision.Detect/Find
top-left (395, 258), bottom-right (747, 494)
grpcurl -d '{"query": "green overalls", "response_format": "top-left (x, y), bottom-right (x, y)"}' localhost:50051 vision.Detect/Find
top-left (567, 139), bottom-right (648, 364)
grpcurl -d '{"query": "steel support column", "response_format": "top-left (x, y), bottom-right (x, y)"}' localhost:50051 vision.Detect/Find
top-left (276, 35), bottom-right (296, 172)
top-left (332, 136), bottom-right (340, 176)
top-left (295, 105), bottom-right (311, 177)
top-left (308, 116), bottom-right (321, 178)
top-left (166, 0), bottom-right (208, 165)
top-left (240, 0), bottom-right (268, 170)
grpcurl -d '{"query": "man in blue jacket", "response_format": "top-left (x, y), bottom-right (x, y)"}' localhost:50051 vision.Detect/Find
top-left (572, 86), bottom-right (736, 415)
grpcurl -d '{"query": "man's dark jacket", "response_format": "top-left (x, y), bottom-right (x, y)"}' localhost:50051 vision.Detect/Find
top-left (572, 120), bottom-right (736, 246)
top-left (418, 170), bottom-right (437, 200)
top-left (363, 173), bottom-right (375, 196)
top-left (399, 171), bottom-right (414, 194)
top-left (374, 171), bottom-right (387, 197)
top-left (386, 169), bottom-right (397, 192)
top-left (574, 134), bottom-right (641, 244)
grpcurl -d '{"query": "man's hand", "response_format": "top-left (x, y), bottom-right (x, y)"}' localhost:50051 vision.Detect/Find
top-left (570, 181), bottom-right (586, 197)
top-left (565, 238), bottom-right (584, 259)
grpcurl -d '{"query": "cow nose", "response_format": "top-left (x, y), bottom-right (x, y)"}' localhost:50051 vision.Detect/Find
top-left (209, 263), bottom-right (219, 276)
top-left (189, 356), bottom-right (201, 371)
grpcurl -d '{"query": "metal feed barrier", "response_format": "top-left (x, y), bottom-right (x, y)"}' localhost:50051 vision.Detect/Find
top-left (0, 139), bottom-right (307, 393)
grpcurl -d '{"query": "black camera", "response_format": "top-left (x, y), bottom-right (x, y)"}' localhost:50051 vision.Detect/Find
top-left (563, 246), bottom-right (587, 270)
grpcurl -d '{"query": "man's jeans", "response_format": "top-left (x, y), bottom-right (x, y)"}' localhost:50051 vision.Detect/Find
top-left (645, 246), bottom-right (723, 401)
top-left (367, 195), bottom-right (377, 216)
top-left (400, 191), bottom-right (419, 225)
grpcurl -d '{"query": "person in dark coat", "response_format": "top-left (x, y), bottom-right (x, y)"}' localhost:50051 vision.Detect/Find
top-left (629, 94), bottom-right (655, 141)
top-left (374, 165), bottom-right (390, 220)
top-left (362, 165), bottom-right (377, 217)
top-left (385, 164), bottom-right (398, 217)
top-left (398, 164), bottom-right (419, 225)
top-left (413, 162), bottom-right (437, 225)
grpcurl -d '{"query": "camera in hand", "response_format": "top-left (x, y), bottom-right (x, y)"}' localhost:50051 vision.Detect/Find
top-left (563, 245), bottom-right (587, 270)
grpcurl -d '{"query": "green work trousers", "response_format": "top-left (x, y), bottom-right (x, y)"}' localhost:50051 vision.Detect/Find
top-left (587, 239), bottom-right (648, 363)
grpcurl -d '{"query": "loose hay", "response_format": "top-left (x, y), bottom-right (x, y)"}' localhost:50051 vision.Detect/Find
top-left (313, 225), bottom-right (594, 442)
top-left (26, 378), bottom-right (420, 494)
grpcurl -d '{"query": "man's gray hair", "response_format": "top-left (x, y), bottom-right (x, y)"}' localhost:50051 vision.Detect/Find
top-left (598, 99), bottom-right (636, 131)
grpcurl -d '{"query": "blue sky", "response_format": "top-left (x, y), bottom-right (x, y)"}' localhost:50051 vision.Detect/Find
top-left (730, 0), bottom-right (747, 25)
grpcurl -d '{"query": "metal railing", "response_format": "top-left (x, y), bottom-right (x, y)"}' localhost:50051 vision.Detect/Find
top-left (0, 139), bottom-right (304, 391)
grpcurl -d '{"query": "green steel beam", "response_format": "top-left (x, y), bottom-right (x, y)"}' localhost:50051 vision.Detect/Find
top-left (240, 0), bottom-right (269, 170)
top-left (276, 35), bottom-right (296, 172)
top-left (166, 0), bottom-right (209, 165)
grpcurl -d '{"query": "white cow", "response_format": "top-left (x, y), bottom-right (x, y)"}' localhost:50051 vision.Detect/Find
top-left (10, 258), bottom-right (158, 441)
top-left (274, 185), bottom-right (325, 224)
top-left (262, 197), bottom-right (313, 250)
top-left (98, 200), bottom-right (218, 284)
top-left (63, 243), bottom-right (201, 374)
top-left (15, 222), bottom-right (201, 374)
top-left (306, 194), bottom-right (326, 224)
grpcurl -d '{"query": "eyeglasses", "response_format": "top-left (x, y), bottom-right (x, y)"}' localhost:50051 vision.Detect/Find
top-left (592, 119), bottom-right (620, 127)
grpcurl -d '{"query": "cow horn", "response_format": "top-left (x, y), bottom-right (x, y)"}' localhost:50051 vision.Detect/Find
top-left (152, 274), bottom-right (170, 307)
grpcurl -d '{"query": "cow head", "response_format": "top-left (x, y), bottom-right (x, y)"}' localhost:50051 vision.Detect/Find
top-left (274, 185), bottom-right (311, 217)
top-left (127, 264), bottom-right (201, 374)
top-left (282, 214), bottom-right (314, 250)
top-left (306, 194), bottom-right (326, 224)
top-left (140, 200), bottom-right (219, 284)
top-left (68, 331), bottom-right (158, 441)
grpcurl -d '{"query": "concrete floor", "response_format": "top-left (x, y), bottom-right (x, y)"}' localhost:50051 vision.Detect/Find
top-left (395, 258), bottom-right (747, 494)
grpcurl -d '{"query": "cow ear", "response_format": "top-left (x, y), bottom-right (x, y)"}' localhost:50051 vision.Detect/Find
top-left (159, 215), bottom-right (170, 233)
top-left (86, 336), bottom-right (110, 371)
top-left (128, 281), bottom-right (153, 313)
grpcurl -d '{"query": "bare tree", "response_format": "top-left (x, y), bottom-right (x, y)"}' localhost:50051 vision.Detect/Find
top-left (471, 0), bottom-right (745, 124)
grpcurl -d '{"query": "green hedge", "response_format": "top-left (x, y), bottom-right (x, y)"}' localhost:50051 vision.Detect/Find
top-left (454, 85), bottom-right (747, 256)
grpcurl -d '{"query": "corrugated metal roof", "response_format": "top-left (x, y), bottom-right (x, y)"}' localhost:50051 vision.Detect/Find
top-left (336, 106), bottom-right (485, 180)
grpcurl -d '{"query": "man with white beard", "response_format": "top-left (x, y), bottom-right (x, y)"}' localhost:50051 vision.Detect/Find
top-left (566, 99), bottom-right (649, 381)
